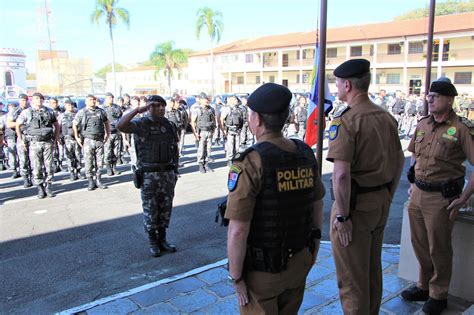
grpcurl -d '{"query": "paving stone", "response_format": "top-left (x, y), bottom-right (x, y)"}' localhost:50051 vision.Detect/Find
top-left (206, 280), bottom-right (234, 298)
top-left (381, 296), bottom-right (422, 314)
top-left (308, 278), bottom-right (339, 299)
top-left (298, 291), bottom-right (327, 314)
top-left (318, 300), bottom-right (344, 315)
top-left (382, 251), bottom-right (400, 264)
top-left (86, 298), bottom-right (138, 315)
top-left (129, 284), bottom-right (177, 307)
top-left (169, 288), bottom-right (217, 313)
top-left (317, 248), bottom-right (332, 259)
top-left (317, 256), bottom-right (336, 271)
top-left (382, 260), bottom-right (391, 270)
top-left (131, 302), bottom-right (179, 314)
top-left (385, 248), bottom-right (400, 255)
top-left (319, 242), bottom-right (332, 250)
top-left (197, 297), bottom-right (240, 314)
top-left (167, 276), bottom-right (206, 293)
top-left (382, 289), bottom-right (392, 300)
top-left (196, 267), bottom-right (228, 285)
top-left (383, 274), bottom-right (411, 293)
top-left (306, 265), bottom-right (333, 285)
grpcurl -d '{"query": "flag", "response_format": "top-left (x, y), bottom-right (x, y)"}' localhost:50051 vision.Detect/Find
top-left (305, 44), bottom-right (334, 148)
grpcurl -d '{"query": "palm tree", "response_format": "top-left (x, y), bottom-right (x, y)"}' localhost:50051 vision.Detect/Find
top-left (150, 41), bottom-right (187, 95)
top-left (195, 7), bottom-right (223, 96)
top-left (91, 0), bottom-right (130, 95)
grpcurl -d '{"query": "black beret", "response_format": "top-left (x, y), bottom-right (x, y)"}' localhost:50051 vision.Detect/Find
top-left (247, 83), bottom-right (292, 114)
top-left (147, 95), bottom-right (166, 105)
top-left (18, 93), bottom-right (28, 100)
top-left (430, 78), bottom-right (458, 96)
top-left (123, 93), bottom-right (130, 98)
top-left (32, 92), bottom-right (44, 100)
top-left (198, 92), bottom-right (209, 100)
top-left (64, 99), bottom-right (73, 104)
top-left (333, 58), bottom-right (370, 78)
top-left (105, 92), bottom-right (114, 97)
top-left (131, 96), bottom-right (140, 101)
top-left (86, 94), bottom-right (96, 100)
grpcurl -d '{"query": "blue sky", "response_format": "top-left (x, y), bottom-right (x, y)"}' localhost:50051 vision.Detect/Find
top-left (1, 0), bottom-right (440, 72)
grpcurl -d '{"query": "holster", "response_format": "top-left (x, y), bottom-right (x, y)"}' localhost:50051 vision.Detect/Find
top-left (407, 162), bottom-right (416, 183)
top-left (245, 247), bottom-right (289, 273)
top-left (215, 196), bottom-right (229, 227)
top-left (132, 165), bottom-right (143, 189)
top-left (441, 177), bottom-right (464, 199)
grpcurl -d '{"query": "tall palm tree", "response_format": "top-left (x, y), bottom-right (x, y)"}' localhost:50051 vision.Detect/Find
top-left (91, 0), bottom-right (130, 95)
top-left (150, 41), bottom-right (187, 95)
top-left (195, 7), bottom-right (223, 96)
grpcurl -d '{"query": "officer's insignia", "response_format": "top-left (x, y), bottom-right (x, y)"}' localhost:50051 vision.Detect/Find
top-left (416, 131), bottom-right (425, 137)
top-left (333, 105), bottom-right (350, 118)
top-left (328, 124), bottom-right (339, 141)
top-left (227, 165), bottom-right (242, 192)
top-left (447, 126), bottom-right (456, 136)
top-left (442, 133), bottom-right (458, 142)
top-left (160, 126), bottom-right (167, 133)
top-left (331, 118), bottom-right (342, 126)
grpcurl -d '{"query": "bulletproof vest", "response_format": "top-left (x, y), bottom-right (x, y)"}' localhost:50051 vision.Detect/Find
top-left (26, 108), bottom-right (54, 140)
top-left (4, 112), bottom-right (16, 138)
top-left (225, 106), bottom-right (244, 129)
top-left (296, 106), bottom-right (308, 122)
top-left (178, 107), bottom-right (189, 123)
top-left (82, 109), bottom-right (105, 136)
top-left (196, 106), bottom-right (215, 130)
top-left (61, 113), bottom-right (75, 136)
top-left (239, 105), bottom-right (248, 123)
top-left (104, 104), bottom-right (122, 131)
top-left (392, 99), bottom-right (405, 114)
top-left (135, 117), bottom-right (178, 166)
top-left (166, 109), bottom-right (183, 128)
top-left (407, 102), bottom-right (417, 116)
top-left (245, 140), bottom-right (317, 250)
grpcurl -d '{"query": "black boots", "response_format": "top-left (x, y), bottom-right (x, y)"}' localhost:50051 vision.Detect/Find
top-left (157, 228), bottom-right (177, 253)
top-left (204, 163), bottom-right (214, 172)
top-left (422, 298), bottom-right (448, 314)
top-left (87, 177), bottom-right (96, 191)
top-left (69, 171), bottom-right (75, 181)
top-left (11, 170), bottom-right (20, 179)
top-left (37, 184), bottom-right (46, 199)
top-left (45, 183), bottom-right (55, 198)
top-left (23, 176), bottom-right (32, 188)
top-left (96, 174), bottom-right (107, 189)
top-left (401, 285), bottom-right (429, 301)
top-left (106, 165), bottom-right (113, 176)
top-left (148, 231), bottom-right (161, 257)
top-left (107, 164), bottom-right (121, 176)
top-left (87, 175), bottom-right (107, 190)
top-left (199, 164), bottom-right (206, 173)
top-left (113, 164), bottom-right (121, 175)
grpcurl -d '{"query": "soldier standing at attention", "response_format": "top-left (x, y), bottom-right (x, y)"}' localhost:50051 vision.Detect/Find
top-left (4, 102), bottom-right (20, 177)
top-left (191, 92), bottom-right (216, 173)
top-left (239, 95), bottom-right (250, 148)
top-left (73, 94), bottom-right (110, 191)
top-left (226, 83), bottom-right (325, 314)
top-left (60, 99), bottom-right (82, 181)
top-left (221, 95), bottom-right (244, 166)
top-left (16, 93), bottom-right (60, 198)
top-left (117, 95), bottom-right (179, 257)
top-left (327, 59), bottom-right (404, 315)
top-left (294, 95), bottom-right (309, 140)
top-left (48, 97), bottom-right (64, 173)
top-left (102, 92), bottom-right (123, 176)
top-left (177, 99), bottom-right (189, 156)
top-left (401, 78), bottom-right (473, 314)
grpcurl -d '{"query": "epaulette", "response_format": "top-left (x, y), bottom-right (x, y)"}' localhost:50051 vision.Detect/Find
top-left (232, 146), bottom-right (255, 162)
top-left (417, 115), bottom-right (430, 122)
top-left (459, 116), bottom-right (474, 128)
top-left (333, 105), bottom-right (350, 118)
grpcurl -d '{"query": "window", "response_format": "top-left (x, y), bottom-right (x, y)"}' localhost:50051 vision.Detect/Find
top-left (296, 50), bottom-right (300, 60)
top-left (269, 75), bottom-right (275, 83)
top-left (409, 42), bottom-right (423, 54)
top-left (256, 76), bottom-right (261, 84)
top-left (302, 73), bottom-right (309, 84)
top-left (302, 49), bottom-right (312, 59)
top-left (245, 54), bottom-right (253, 63)
top-left (386, 73), bottom-right (400, 84)
top-left (326, 74), bottom-right (336, 84)
top-left (296, 74), bottom-right (300, 84)
top-left (454, 72), bottom-right (472, 84)
top-left (237, 76), bottom-right (244, 84)
top-left (350, 46), bottom-right (362, 57)
top-left (376, 73), bottom-right (381, 84)
top-left (388, 44), bottom-right (401, 55)
top-left (327, 48), bottom-right (337, 58)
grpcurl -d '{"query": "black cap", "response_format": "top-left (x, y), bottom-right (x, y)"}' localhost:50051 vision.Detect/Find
top-left (131, 96), bottom-right (140, 101)
top-left (64, 99), bottom-right (73, 104)
top-left (247, 83), bottom-right (292, 114)
top-left (430, 77), bottom-right (458, 96)
top-left (86, 94), bottom-right (96, 100)
top-left (19, 93), bottom-right (28, 100)
top-left (147, 95), bottom-right (166, 105)
top-left (123, 93), bottom-right (130, 98)
top-left (105, 92), bottom-right (114, 98)
top-left (198, 92), bottom-right (209, 100)
top-left (333, 58), bottom-right (370, 78)
top-left (32, 92), bottom-right (45, 100)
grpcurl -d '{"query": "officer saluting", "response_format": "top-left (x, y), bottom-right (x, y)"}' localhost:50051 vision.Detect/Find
top-left (226, 83), bottom-right (325, 314)
top-left (117, 95), bottom-right (179, 257)
top-left (401, 78), bottom-right (473, 314)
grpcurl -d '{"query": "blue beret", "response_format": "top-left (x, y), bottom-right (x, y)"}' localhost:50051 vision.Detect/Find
top-left (334, 58), bottom-right (370, 78)
top-left (248, 83), bottom-right (292, 114)
top-left (430, 78), bottom-right (457, 96)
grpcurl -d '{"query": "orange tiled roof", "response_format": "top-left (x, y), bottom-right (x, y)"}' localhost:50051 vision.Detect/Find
top-left (191, 12), bottom-right (474, 56)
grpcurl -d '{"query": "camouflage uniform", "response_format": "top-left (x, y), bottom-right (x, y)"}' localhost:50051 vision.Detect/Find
top-left (194, 105), bottom-right (216, 166)
top-left (60, 112), bottom-right (82, 175)
top-left (4, 108), bottom-right (19, 172)
top-left (83, 138), bottom-right (104, 177)
top-left (13, 107), bottom-right (32, 178)
top-left (103, 103), bottom-right (123, 173)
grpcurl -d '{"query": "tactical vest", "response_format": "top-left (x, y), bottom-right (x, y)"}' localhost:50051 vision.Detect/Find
top-left (82, 109), bottom-right (105, 137)
top-left (225, 106), bottom-right (244, 130)
top-left (4, 113), bottom-right (16, 138)
top-left (61, 113), bottom-right (75, 136)
top-left (135, 117), bottom-right (178, 166)
top-left (196, 106), bottom-right (215, 130)
top-left (104, 104), bottom-right (122, 132)
top-left (297, 106), bottom-right (308, 123)
top-left (245, 139), bottom-right (317, 250)
top-left (239, 105), bottom-right (248, 123)
top-left (166, 109), bottom-right (183, 129)
top-left (26, 108), bottom-right (54, 140)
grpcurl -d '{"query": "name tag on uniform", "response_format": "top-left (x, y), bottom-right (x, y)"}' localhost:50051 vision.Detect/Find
top-left (276, 166), bottom-right (314, 192)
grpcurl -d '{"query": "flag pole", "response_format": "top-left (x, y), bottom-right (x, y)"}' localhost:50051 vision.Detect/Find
top-left (424, 0), bottom-right (436, 115)
top-left (316, 0), bottom-right (328, 175)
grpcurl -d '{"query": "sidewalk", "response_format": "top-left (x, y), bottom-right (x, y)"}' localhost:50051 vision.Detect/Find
top-left (59, 243), bottom-right (473, 315)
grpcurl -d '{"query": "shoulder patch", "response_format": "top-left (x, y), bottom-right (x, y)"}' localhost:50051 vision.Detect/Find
top-left (328, 124), bottom-right (339, 141)
top-left (460, 117), bottom-right (474, 129)
top-left (333, 106), bottom-right (350, 118)
top-left (227, 165), bottom-right (242, 192)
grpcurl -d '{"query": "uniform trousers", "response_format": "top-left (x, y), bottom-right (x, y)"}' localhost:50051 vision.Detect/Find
top-left (83, 138), bottom-right (104, 177)
top-left (331, 189), bottom-right (391, 315)
top-left (225, 130), bottom-right (241, 161)
top-left (104, 132), bottom-right (121, 166)
top-left (197, 129), bottom-right (213, 165)
top-left (242, 247), bottom-right (313, 315)
top-left (5, 137), bottom-right (18, 170)
top-left (178, 128), bottom-right (185, 155)
top-left (17, 137), bottom-right (31, 176)
top-left (29, 140), bottom-right (54, 185)
top-left (240, 123), bottom-right (249, 147)
top-left (408, 185), bottom-right (454, 300)
top-left (64, 136), bottom-right (82, 172)
top-left (297, 124), bottom-right (306, 141)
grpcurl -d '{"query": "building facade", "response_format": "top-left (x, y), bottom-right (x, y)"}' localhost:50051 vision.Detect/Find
top-left (188, 12), bottom-right (474, 96)
top-left (0, 48), bottom-right (27, 98)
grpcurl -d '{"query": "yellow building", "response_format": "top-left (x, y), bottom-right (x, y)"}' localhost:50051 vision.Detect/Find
top-left (36, 50), bottom-right (93, 96)
top-left (188, 12), bottom-right (474, 95)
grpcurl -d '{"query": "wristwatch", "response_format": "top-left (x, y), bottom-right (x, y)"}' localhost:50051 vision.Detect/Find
top-left (336, 214), bottom-right (351, 222)
top-left (227, 274), bottom-right (243, 284)
top-left (311, 228), bottom-right (322, 240)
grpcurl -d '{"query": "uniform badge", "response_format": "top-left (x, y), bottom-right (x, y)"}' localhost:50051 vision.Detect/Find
top-left (328, 124), bottom-right (339, 141)
top-left (227, 165), bottom-right (242, 192)
top-left (447, 126), bottom-right (456, 136)
top-left (160, 126), bottom-right (167, 133)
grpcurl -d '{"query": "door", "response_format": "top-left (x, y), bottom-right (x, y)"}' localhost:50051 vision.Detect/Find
top-left (282, 79), bottom-right (288, 87)
top-left (282, 54), bottom-right (289, 67)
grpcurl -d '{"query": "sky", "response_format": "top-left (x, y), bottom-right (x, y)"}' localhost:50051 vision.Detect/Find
top-left (0, 0), bottom-right (442, 72)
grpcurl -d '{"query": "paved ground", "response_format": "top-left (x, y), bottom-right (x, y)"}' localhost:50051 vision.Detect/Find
top-left (60, 243), bottom-right (473, 315)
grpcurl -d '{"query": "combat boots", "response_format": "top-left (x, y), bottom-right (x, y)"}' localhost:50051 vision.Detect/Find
top-left (11, 170), bottom-right (20, 179)
top-left (106, 165), bottom-right (113, 176)
top-left (204, 163), bottom-right (214, 172)
top-left (96, 174), bottom-right (107, 189)
top-left (199, 164), bottom-right (206, 173)
top-left (148, 230), bottom-right (161, 257)
top-left (37, 184), bottom-right (46, 199)
top-left (157, 228), bottom-right (177, 253)
top-left (69, 171), bottom-right (75, 181)
top-left (45, 183), bottom-right (55, 198)
top-left (113, 163), bottom-right (121, 175)
top-left (87, 177), bottom-right (96, 191)
top-left (23, 175), bottom-right (32, 188)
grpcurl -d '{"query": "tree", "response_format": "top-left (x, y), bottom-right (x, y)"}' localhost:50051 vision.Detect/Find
top-left (195, 7), bottom-right (223, 96)
top-left (149, 41), bottom-right (188, 95)
top-left (95, 63), bottom-right (124, 79)
top-left (395, 0), bottom-right (474, 20)
top-left (91, 0), bottom-right (130, 94)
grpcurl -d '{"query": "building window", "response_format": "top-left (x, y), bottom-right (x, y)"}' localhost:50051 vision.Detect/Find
top-left (4, 71), bottom-right (13, 86)
top-left (350, 46), bottom-right (362, 57)
top-left (376, 73), bottom-right (381, 84)
top-left (296, 74), bottom-right (300, 83)
top-left (454, 72), bottom-right (472, 84)
top-left (237, 76), bottom-right (244, 84)
top-left (386, 73), bottom-right (400, 84)
top-left (388, 44), bottom-right (401, 55)
top-left (296, 50), bottom-right (300, 60)
top-left (256, 76), bottom-right (261, 84)
top-left (327, 48), bottom-right (337, 58)
top-left (302, 49), bottom-right (312, 59)
top-left (302, 73), bottom-right (309, 84)
top-left (245, 54), bottom-right (253, 63)
top-left (269, 75), bottom-right (275, 83)
top-left (408, 42), bottom-right (423, 54)
top-left (326, 74), bottom-right (336, 84)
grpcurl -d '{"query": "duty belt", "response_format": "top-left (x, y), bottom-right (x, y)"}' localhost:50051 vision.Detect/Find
top-left (29, 135), bottom-right (53, 142)
top-left (84, 134), bottom-right (104, 141)
top-left (414, 179), bottom-right (443, 192)
top-left (245, 244), bottom-right (307, 273)
top-left (141, 164), bottom-right (176, 172)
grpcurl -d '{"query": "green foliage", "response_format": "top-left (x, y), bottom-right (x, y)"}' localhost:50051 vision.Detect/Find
top-left (95, 63), bottom-right (124, 78)
top-left (90, 0), bottom-right (130, 28)
top-left (195, 7), bottom-right (224, 44)
top-left (149, 41), bottom-right (188, 93)
top-left (395, 0), bottom-right (474, 20)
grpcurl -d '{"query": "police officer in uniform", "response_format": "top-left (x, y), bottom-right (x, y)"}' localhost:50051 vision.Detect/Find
top-left (226, 83), bottom-right (325, 314)
top-left (16, 93), bottom-right (60, 198)
top-left (191, 92), bottom-right (216, 173)
top-left (73, 94), bottom-right (110, 191)
top-left (238, 95), bottom-right (250, 148)
top-left (4, 102), bottom-right (20, 177)
top-left (177, 99), bottom-right (189, 156)
top-left (60, 99), bottom-right (82, 181)
top-left (102, 92), bottom-right (123, 176)
top-left (117, 95), bottom-right (179, 257)
top-left (294, 95), bottom-right (308, 140)
top-left (221, 95), bottom-right (244, 166)
top-left (401, 78), bottom-right (473, 314)
top-left (8, 94), bottom-right (32, 187)
top-left (327, 59), bottom-right (404, 315)
top-left (0, 102), bottom-right (6, 170)
top-left (48, 97), bottom-right (64, 172)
